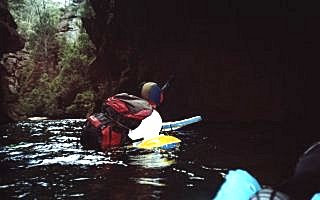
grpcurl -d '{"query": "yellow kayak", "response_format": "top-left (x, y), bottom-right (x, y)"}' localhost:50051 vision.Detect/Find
top-left (137, 135), bottom-right (181, 149)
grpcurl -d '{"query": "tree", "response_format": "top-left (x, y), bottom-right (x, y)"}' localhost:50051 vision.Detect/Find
top-left (8, 0), bottom-right (97, 118)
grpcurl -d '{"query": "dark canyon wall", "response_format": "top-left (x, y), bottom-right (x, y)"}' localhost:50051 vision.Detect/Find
top-left (83, 0), bottom-right (306, 123)
top-left (82, 0), bottom-right (318, 169)
top-left (0, 0), bottom-right (25, 123)
top-left (0, 0), bottom-right (317, 162)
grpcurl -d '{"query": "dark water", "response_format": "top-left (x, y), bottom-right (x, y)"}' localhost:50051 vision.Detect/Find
top-left (0, 119), bottom-right (294, 199)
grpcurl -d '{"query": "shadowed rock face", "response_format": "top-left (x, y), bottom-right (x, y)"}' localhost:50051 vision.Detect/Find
top-left (0, 3), bottom-right (25, 55)
top-left (83, 0), bottom-right (304, 123)
top-left (0, 1), bottom-right (25, 124)
top-left (81, 0), bottom-right (318, 164)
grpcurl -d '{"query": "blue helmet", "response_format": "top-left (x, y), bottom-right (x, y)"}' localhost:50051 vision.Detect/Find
top-left (141, 82), bottom-right (163, 105)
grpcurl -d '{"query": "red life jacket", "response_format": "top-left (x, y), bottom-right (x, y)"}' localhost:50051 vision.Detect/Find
top-left (81, 93), bottom-right (153, 150)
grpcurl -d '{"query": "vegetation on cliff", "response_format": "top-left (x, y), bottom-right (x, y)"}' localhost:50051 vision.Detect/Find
top-left (6, 0), bottom-right (96, 119)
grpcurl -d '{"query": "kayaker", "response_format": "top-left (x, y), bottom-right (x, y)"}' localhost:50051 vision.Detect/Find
top-left (213, 142), bottom-right (320, 200)
top-left (80, 81), bottom-right (164, 151)
top-left (251, 142), bottom-right (320, 200)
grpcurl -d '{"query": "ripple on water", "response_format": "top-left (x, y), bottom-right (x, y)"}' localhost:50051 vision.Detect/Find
top-left (0, 118), bottom-right (226, 200)
top-left (132, 177), bottom-right (166, 187)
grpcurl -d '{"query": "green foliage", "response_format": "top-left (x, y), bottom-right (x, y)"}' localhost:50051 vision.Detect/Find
top-left (18, 31), bottom-right (96, 117)
top-left (65, 90), bottom-right (95, 116)
top-left (9, 0), bottom-right (59, 37)
top-left (28, 2), bottom-right (60, 62)
top-left (51, 30), bottom-right (96, 117)
top-left (8, 0), bottom-right (26, 13)
top-left (9, 0), bottom-right (97, 118)
top-left (19, 59), bottom-right (34, 84)
top-left (18, 73), bottom-right (57, 116)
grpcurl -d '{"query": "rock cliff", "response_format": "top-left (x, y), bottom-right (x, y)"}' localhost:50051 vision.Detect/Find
top-left (0, 1), bottom-right (25, 123)
top-left (82, 0), bottom-right (303, 123)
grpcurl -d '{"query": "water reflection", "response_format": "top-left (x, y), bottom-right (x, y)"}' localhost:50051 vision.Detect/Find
top-left (128, 149), bottom-right (178, 169)
top-left (0, 118), bottom-right (281, 199)
top-left (1, 119), bottom-right (180, 169)
top-left (0, 119), bottom-right (189, 199)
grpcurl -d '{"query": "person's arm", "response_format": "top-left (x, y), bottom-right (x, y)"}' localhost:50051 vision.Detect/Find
top-left (128, 110), bottom-right (162, 141)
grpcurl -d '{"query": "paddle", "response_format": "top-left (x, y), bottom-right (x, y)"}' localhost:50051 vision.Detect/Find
top-left (161, 116), bottom-right (202, 132)
top-left (161, 75), bottom-right (175, 92)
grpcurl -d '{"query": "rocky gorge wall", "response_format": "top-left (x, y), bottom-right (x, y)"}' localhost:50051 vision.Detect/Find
top-left (82, 0), bottom-right (305, 124)
top-left (0, 1), bottom-right (25, 123)
top-left (81, 0), bottom-right (318, 162)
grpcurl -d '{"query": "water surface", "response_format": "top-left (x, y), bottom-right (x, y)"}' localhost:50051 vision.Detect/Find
top-left (0, 119), bottom-right (290, 199)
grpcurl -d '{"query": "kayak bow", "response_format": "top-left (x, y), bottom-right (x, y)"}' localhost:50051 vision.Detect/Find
top-left (137, 135), bottom-right (181, 149)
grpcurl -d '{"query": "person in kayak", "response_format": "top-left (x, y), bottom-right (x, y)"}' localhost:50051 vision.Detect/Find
top-left (80, 81), bottom-right (165, 151)
top-left (213, 142), bottom-right (320, 200)
top-left (251, 141), bottom-right (320, 200)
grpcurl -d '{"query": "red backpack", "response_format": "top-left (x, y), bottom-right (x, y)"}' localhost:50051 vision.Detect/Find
top-left (102, 93), bottom-right (153, 129)
top-left (80, 93), bottom-right (153, 150)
